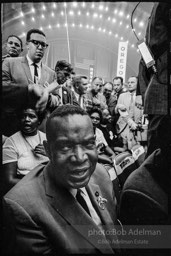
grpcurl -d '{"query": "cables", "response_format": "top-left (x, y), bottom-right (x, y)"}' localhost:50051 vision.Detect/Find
top-left (130, 2), bottom-right (141, 41)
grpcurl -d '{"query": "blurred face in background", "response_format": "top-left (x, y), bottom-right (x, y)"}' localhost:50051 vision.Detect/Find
top-left (91, 78), bottom-right (103, 95)
top-left (90, 112), bottom-right (101, 129)
top-left (101, 109), bottom-right (112, 125)
top-left (103, 83), bottom-right (113, 99)
top-left (6, 36), bottom-right (22, 57)
top-left (113, 78), bottom-right (123, 93)
top-left (127, 77), bottom-right (137, 92)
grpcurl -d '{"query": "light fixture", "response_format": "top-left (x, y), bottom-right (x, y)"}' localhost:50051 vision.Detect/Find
top-left (121, 37), bottom-right (123, 40)
top-left (138, 32), bottom-right (141, 36)
top-left (93, 13), bottom-right (98, 18)
top-left (108, 17), bottom-right (111, 21)
top-left (82, 2), bottom-right (86, 8)
top-left (41, 14), bottom-right (45, 19)
top-left (69, 10), bottom-right (74, 15)
top-left (91, 25), bottom-right (94, 29)
top-left (72, 23), bottom-right (75, 27)
top-left (51, 12), bottom-right (54, 17)
top-left (79, 23), bottom-right (82, 27)
top-left (53, 3), bottom-right (57, 9)
top-left (139, 21), bottom-right (144, 27)
top-left (133, 18), bottom-right (137, 22)
top-left (119, 21), bottom-right (122, 25)
top-left (64, 3), bottom-right (67, 8)
top-left (31, 17), bottom-right (35, 21)
top-left (105, 7), bottom-right (108, 11)
top-left (61, 11), bottom-right (64, 16)
top-left (115, 34), bottom-right (118, 38)
top-left (99, 14), bottom-right (103, 19)
top-left (99, 5), bottom-right (104, 11)
top-left (86, 12), bottom-right (90, 16)
top-left (119, 11), bottom-right (123, 16)
top-left (131, 44), bottom-right (135, 48)
top-left (20, 11), bottom-right (24, 17)
top-left (114, 9), bottom-right (118, 14)
top-left (109, 31), bottom-right (112, 35)
top-left (126, 14), bottom-right (130, 19)
top-left (91, 3), bottom-right (95, 8)
top-left (126, 25), bottom-right (129, 28)
top-left (103, 28), bottom-right (106, 32)
top-left (48, 25), bottom-right (52, 29)
top-left (78, 11), bottom-right (81, 15)
top-left (86, 24), bottom-right (89, 29)
top-left (98, 27), bottom-right (101, 31)
top-left (21, 21), bottom-right (25, 25)
top-left (72, 2), bottom-right (78, 7)
top-left (42, 5), bottom-right (46, 11)
top-left (31, 8), bottom-right (35, 13)
top-left (56, 23), bottom-right (60, 27)
top-left (40, 27), bottom-right (43, 31)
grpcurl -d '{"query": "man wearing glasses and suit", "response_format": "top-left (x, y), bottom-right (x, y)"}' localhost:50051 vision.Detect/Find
top-left (2, 28), bottom-right (59, 136)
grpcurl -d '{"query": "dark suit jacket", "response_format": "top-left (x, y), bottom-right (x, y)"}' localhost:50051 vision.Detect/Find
top-left (2, 56), bottom-right (58, 136)
top-left (137, 3), bottom-right (168, 115)
top-left (3, 163), bottom-right (120, 255)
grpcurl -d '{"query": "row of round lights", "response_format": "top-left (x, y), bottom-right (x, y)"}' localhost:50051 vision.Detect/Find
top-left (20, 22), bottom-right (140, 52)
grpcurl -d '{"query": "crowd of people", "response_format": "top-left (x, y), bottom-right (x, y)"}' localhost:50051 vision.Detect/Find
top-left (1, 2), bottom-right (170, 255)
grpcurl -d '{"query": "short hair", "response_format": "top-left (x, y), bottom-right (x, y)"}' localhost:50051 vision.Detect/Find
top-left (55, 60), bottom-right (74, 73)
top-left (128, 76), bottom-right (138, 81)
top-left (72, 75), bottom-right (88, 90)
top-left (18, 108), bottom-right (46, 124)
top-left (113, 76), bottom-right (123, 84)
top-left (46, 104), bottom-right (89, 141)
top-left (92, 77), bottom-right (103, 83)
top-left (26, 28), bottom-right (46, 42)
top-left (88, 107), bottom-right (102, 123)
top-left (103, 81), bottom-right (113, 90)
top-left (7, 35), bottom-right (23, 50)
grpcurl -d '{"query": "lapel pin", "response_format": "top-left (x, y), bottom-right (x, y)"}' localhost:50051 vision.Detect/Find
top-left (97, 195), bottom-right (107, 210)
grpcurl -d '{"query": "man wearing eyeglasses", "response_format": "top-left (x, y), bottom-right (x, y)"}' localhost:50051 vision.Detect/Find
top-left (2, 28), bottom-right (59, 136)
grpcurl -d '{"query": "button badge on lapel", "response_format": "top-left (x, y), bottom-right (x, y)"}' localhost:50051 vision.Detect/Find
top-left (95, 191), bottom-right (107, 210)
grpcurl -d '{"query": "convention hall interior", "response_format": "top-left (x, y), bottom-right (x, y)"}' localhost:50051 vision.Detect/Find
top-left (2, 2), bottom-right (154, 81)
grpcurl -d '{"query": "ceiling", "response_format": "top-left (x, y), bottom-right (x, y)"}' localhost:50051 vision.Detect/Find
top-left (2, 2), bottom-right (154, 80)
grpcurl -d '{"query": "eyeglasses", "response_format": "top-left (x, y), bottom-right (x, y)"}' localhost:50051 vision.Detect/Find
top-left (28, 39), bottom-right (48, 49)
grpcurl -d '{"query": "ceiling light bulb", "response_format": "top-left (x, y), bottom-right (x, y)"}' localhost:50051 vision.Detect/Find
top-left (127, 14), bottom-right (130, 19)
top-left (103, 29), bottom-right (106, 32)
top-left (105, 7), bottom-right (108, 11)
top-left (126, 25), bottom-right (129, 28)
top-left (91, 3), bottom-right (95, 8)
top-left (51, 12), bottom-right (54, 17)
top-left (41, 14), bottom-right (45, 18)
top-left (31, 17), bottom-right (35, 21)
top-left (99, 5), bottom-right (104, 10)
top-left (82, 2), bottom-right (86, 8)
top-left (31, 8), bottom-right (35, 13)
top-left (139, 21), bottom-right (144, 27)
top-left (138, 32), bottom-right (141, 36)
top-left (131, 44), bottom-right (135, 48)
top-left (109, 31), bottom-right (112, 35)
top-left (134, 18), bottom-right (137, 22)
top-left (108, 17), bottom-right (111, 21)
top-left (115, 34), bottom-right (118, 37)
top-left (78, 11), bottom-right (81, 15)
top-left (21, 21), bottom-right (25, 25)
top-left (112, 18), bottom-right (116, 23)
top-left (69, 10), bottom-right (74, 15)
top-left (114, 9), bottom-right (118, 14)
top-left (86, 12), bottom-right (89, 16)
top-left (53, 3), bottom-right (57, 9)
top-left (73, 2), bottom-right (78, 7)
top-left (20, 11), bottom-right (24, 17)
top-left (61, 11), bottom-right (64, 16)
top-left (119, 21), bottom-right (122, 25)
top-left (40, 27), bottom-right (43, 30)
top-left (93, 13), bottom-right (98, 18)
top-left (119, 11), bottom-right (123, 16)
top-left (79, 23), bottom-right (82, 27)
top-left (42, 5), bottom-right (46, 10)
top-left (49, 25), bottom-right (52, 29)
top-left (86, 24), bottom-right (89, 29)
top-left (100, 14), bottom-right (102, 19)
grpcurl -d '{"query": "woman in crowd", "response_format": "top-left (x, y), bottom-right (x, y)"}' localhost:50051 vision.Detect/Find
top-left (89, 107), bottom-right (116, 166)
top-left (2, 108), bottom-right (49, 193)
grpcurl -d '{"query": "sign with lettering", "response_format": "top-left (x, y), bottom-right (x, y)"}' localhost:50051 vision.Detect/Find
top-left (116, 41), bottom-right (128, 82)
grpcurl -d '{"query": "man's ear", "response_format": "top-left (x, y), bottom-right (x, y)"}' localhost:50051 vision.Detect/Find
top-left (43, 140), bottom-right (51, 159)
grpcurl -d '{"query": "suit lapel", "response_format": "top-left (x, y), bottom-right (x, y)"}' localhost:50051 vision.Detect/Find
top-left (39, 64), bottom-right (48, 85)
top-left (44, 166), bottom-right (114, 254)
top-left (22, 56), bottom-right (33, 83)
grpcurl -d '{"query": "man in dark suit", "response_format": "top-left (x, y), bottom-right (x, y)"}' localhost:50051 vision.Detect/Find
top-left (137, 3), bottom-right (170, 165)
top-left (2, 28), bottom-right (60, 136)
top-left (3, 105), bottom-right (120, 255)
